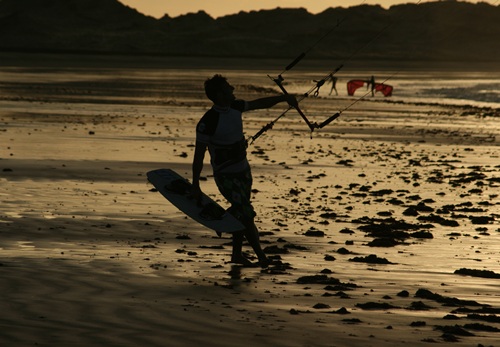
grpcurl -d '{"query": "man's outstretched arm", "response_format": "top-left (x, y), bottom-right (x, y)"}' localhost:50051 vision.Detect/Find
top-left (247, 94), bottom-right (297, 111)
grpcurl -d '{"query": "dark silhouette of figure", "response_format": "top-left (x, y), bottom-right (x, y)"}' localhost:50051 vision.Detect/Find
top-left (192, 74), bottom-right (297, 268)
top-left (368, 75), bottom-right (375, 97)
top-left (328, 74), bottom-right (338, 96)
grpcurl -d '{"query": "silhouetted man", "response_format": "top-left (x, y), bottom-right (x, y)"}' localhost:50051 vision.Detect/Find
top-left (192, 74), bottom-right (297, 267)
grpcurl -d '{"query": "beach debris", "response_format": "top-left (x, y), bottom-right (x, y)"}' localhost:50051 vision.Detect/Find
top-left (297, 275), bottom-right (341, 285)
top-left (466, 314), bottom-right (500, 323)
top-left (303, 227), bottom-right (325, 237)
top-left (407, 301), bottom-right (434, 310)
top-left (411, 231), bottom-right (434, 239)
top-left (349, 254), bottom-right (394, 264)
top-left (370, 189), bottom-right (393, 197)
top-left (415, 289), bottom-right (484, 307)
top-left (313, 303), bottom-right (331, 309)
top-left (454, 268), bottom-right (500, 279)
top-left (463, 323), bottom-right (500, 332)
top-left (469, 216), bottom-right (495, 224)
top-left (328, 307), bottom-right (350, 314)
top-left (176, 234), bottom-right (191, 240)
top-left (410, 321), bottom-right (426, 327)
top-left (434, 325), bottom-right (474, 336)
top-left (417, 214), bottom-right (460, 227)
top-left (339, 228), bottom-right (355, 234)
top-left (355, 302), bottom-right (400, 310)
top-left (296, 275), bottom-right (358, 291)
top-left (355, 217), bottom-right (434, 240)
top-left (336, 247), bottom-right (351, 254)
top-left (366, 238), bottom-right (402, 247)
top-left (397, 290), bottom-right (410, 297)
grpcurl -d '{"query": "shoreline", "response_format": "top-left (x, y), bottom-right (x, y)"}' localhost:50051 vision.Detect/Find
top-left (2, 51), bottom-right (500, 72)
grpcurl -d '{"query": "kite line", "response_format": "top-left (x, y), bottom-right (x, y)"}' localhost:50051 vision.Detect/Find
top-left (248, 0), bottom-right (424, 144)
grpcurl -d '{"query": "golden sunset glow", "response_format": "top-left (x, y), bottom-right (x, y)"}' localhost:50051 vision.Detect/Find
top-left (117, 0), bottom-right (487, 18)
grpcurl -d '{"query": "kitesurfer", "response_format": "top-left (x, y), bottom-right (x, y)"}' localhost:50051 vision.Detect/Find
top-left (192, 74), bottom-right (297, 268)
top-left (328, 73), bottom-right (338, 96)
top-left (368, 75), bottom-right (375, 96)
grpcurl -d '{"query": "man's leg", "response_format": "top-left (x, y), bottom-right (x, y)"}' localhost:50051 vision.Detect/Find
top-left (216, 170), bottom-right (270, 267)
top-left (241, 221), bottom-right (269, 267)
top-left (230, 219), bottom-right (268, 267)
top-left (230, 230), bottom-right (253, 266)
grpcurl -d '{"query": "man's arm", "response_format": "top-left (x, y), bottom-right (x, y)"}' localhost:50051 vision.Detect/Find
top-left (192, 141), bottom-right (208, 202)
top-left (247, 94), bottom-right (297, 111)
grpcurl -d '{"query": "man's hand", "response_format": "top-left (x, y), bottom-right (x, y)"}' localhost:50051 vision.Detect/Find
top-left (284, 94), bottom-right (298, 108)
top-left (190, 183), bottom-right (203, 206)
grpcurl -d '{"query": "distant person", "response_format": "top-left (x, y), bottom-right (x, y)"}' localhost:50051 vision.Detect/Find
top-left (368, 75), bottom-right (375, 97)
top-left (192, 74), bottom-right (297, 268)
top-left (328, 73), bottom-right (338, 96)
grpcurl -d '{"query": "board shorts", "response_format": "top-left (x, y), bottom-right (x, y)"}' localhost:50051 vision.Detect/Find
top-left (214, 168), bottom-right (256, 227)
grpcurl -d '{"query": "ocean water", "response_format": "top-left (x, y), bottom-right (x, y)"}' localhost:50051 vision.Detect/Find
top-left (391, 77), bottom-right (500, 109)
top-left (274, 69), bottom-right (500, 110)
top-left (0, 60), bottom-right (499, 112)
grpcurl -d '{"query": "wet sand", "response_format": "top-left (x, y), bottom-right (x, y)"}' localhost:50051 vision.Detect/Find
top-left (1, 54), bottom-right (499, 346)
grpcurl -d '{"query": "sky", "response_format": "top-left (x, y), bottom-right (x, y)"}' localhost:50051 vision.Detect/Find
top-left (117, 0), bottom-right (487, 18)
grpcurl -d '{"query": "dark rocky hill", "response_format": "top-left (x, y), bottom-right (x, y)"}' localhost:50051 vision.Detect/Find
top-left (0, 0), bottom-right (498, 61)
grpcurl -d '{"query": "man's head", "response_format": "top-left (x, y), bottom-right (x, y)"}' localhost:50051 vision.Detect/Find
top-left (204, 74), bottom-right (235, 106)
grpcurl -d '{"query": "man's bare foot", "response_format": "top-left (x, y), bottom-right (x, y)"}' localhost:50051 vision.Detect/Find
top-left (258, 257), bottom-right (271, 268)
top-left (230, 255), bottom-right (258, 267)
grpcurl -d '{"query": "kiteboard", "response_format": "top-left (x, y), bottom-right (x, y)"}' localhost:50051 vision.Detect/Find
top-left (147, 168), bottom-right (245, 235)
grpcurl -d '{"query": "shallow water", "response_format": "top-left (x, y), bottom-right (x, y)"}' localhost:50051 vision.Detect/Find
top-left (272, 70), bottom-right (500, 109)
